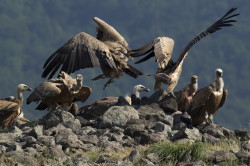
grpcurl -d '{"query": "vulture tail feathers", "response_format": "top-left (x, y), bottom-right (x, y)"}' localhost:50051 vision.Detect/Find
top-left (26, 93), bottom-right (41, 105)
top-left (123, 64), bottom-right (143, 78)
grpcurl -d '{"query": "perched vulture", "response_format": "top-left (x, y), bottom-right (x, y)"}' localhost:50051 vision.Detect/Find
top-left (42, 17), bottom-right (143, 89)
top-left (79, 84), bottom-right (150, 119)
top-left (131, 84), bottom-right (150, 105)
top-left (175, 75), bottom-right (198, 111)
top-left (0, 84), bottom-right (32, 128)
top-left (27, 72), bottom-right (92, 114)
top-left (188, 69), bottom-right (228, 126)
top-left (130, 8), bottom-right (239, 93)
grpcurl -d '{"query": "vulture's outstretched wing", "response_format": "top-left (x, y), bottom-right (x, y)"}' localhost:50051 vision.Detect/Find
top-left (73, 86), bottom-right (92, 102)
top-left (42, 32), bottom-right (117, 79)
top-left (130, 8), bottom-right (239, 72)
top-left (172, 8), bottom-right (239, 72)
top-left (94, 17), bottom-right (129, 48)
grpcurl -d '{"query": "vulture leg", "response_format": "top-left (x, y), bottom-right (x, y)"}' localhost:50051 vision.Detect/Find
top-left (103, 78), bottom-right (114, 90)
top-left (92, 74), bottom-right (106, 81)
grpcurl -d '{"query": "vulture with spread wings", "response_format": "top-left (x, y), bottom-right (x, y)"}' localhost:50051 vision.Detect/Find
top-left (42, 17), bottom-right (143, 89)
top-left (130, 8), bottom-right (239, 93)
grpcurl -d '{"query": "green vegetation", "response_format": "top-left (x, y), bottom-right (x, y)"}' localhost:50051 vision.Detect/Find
top-left (145, 141), bottom-right (207, 165)
top-left (0, 1), bottom-right (249, 130)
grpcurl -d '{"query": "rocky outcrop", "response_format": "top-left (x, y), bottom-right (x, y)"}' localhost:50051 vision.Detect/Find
top-left (0, 98), bottom-right (249, 166)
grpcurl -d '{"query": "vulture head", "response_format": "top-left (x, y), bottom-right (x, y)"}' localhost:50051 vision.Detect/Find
top-left (191, 75), bottom-right (198, 84)
top-left (216, 68), bottom-right (223, 78)
top-left (17, 84), bottom-right (32, 93)
top-left (76, 74), bottom-right (83, 83)
top-left (133, 84), bottom-right (150, 98)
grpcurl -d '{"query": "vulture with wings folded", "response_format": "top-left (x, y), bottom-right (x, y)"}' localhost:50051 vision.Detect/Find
top-left (42, 17), bottom-right (143, 89)
top-left (27, 72), bottom-right (91, 115)
top-left (130, 8), bottom-right (239, 94)
top-left (0, 84), bottom-right (32, 128)
top-left (187, 69), bottom-right (227, 126)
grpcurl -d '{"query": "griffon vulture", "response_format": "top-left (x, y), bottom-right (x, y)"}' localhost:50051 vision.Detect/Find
top-left (42, 17), bottom-right (143, 89)
top-left (130, 8), bottom-right (239, 93)
top-left (0, 84), bottom-right (32, 128)
top-left (27, 72), bottom-right (91, 115)
top-left (79, 84), bottom-right (150, 119)
top-left (187, 69), bottom-right (228, 126)
top-left (175, 75), bottom-right (198, 111)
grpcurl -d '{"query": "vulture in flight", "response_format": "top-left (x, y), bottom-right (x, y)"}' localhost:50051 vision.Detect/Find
top-left (130, 8), bottom-right (239, 94)
top-left (42, 17), bottom-right (143, 89)
top-left (187, 69), bottom-right (228, 126)
top-left (175, 75), bottom-right (198, 111)
top-left (27, 72), bottom-right (92, 115)
top-left (0, 84), bottom-right (32, 128)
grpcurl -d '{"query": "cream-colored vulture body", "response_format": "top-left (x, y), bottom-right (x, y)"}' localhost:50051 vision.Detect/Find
top-left (130, 8), bottom-right (239, 93)
top-left (175, 75), bottom-right (198, 111)
top-left (0, 84), bottom-right (32, 128)
top-left (27, 72), bottom-right (92, 114)
top-left (188, 69), bottom-right (227, 126)
top-left (42, 17), bottom-right (143, 89)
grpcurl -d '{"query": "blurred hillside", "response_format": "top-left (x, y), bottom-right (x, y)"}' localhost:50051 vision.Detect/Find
top-left (0, 0), bottom-right (249, 130)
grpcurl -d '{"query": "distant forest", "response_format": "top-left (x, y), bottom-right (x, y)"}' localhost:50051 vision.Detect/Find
top-left (0, 0), bottom-right (249, 130)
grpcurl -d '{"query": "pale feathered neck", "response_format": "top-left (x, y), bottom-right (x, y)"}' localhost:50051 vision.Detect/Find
top-left (133, 86), bottom-right (140, 98)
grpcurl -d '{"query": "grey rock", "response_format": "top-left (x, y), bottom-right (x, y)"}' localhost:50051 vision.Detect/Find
top-left (146, 153), bottom-right (159, 165)
top-left (101, 106), bottom-right (139, 128)
top-left (43, 123), bottom-right (67, 136)
top-left (209, 150), bottom-right (237, 164)
top-left (235, 130), bottom-right (250, 141)
top-left (11, 126), bottom-right (23, 134)
top-left (55, 128), bottom-right (84, 149)
top-left (43, 146), bottom-right (67, 162)
top-left (122, 135), bottom-right (135, 147)
top-left (80, 126), bottom-right (97, 135)
top-left (126, 149), bottom-right (140, 162)
top-left (78, 135), bottom-right (99, 145)
top-left (138, 158), bottom-right (156, 166)
top-left (6, 143), bottom-right (22, 152)
top-left (153, 122), bottom-right (172, 136)
top-left (76, 116), bottom-right (89, 126)
top-left (173, 127), bottom-right (202, 141)
top-left (96, 155), bottom-right (116, 164)
top-left (4, 151), bottom-right (38, 166)
top-left (124, 123), bottom-right (145, 137)
top-left (39, 108), bottom-right (75, 129)
top-left (202, 133), bottom-right (221, 145)
top-left (185, 160), bottom-right (206, 166)
top-left (140, 133), bottom-right (169, 144)
top-left (117, 160), bottom-right (134, 166)
top-left (199, 123), bottom-right (235, 139)
top-left (172, 122), bottom-right (186, 130)
top-left (242, 141), bottom-right (250, 152)
top-left (27, 125), bottom-right (43, 138)
top-left (62, 118), bottom-right (81, 132)
top-left (37, 136), bottom-right (56, 146)
top-left (0, 145), bottom-right (6, 153)
top-left (21, 136), bottom-right (37, 146)
top-left (0, 133), bottom-right (21, 147)
top-left (158, 94), bottom-right (178, 113)
top-left (102, 141), bottom-right (124, 153)
top-left (235, 151), bottom-right (250, 165)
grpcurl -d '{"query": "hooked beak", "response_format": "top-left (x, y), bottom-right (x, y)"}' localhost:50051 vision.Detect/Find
top-left (27, 87), bottom-right (32, 91)
top-left (143, 88), bottom-right (150, 92)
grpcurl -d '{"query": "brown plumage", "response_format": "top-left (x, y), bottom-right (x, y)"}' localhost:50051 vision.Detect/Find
top-left (0, 84), bottom-right (32, 128)
top-left (27, 72), bottom-right (92, 113)
top-left (188, 69), bottom-right (228, 126)
top-left (79, 84), bottom-right (150, 119)
top-left (42, 17), bottom-right (143, 89)
top-left (175, 75), bottom-right (198, 111)
top-left (130, 8), bottom-right (239, 93)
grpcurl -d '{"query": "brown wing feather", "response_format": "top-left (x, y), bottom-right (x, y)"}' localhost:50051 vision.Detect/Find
top-left (172, 8), bottom-right (239, 72)
top-left (188, 86), bottom-right (213, 126)
top-left (218, 89), bottom-right (228, 109)
top-left (0, 100), bottom-right (20, 128)
top-left (42, 32), bottom-right (117, 79)
top-left (73, 86), bottom-right (92, 102)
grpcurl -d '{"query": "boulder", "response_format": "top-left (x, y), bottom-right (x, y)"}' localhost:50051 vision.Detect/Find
top-left (173, 127), bottom-right (202, 141)
top-left (100, 106), bottom-right (139, 128)
top-left (209, 150), bottom-right (237, 164)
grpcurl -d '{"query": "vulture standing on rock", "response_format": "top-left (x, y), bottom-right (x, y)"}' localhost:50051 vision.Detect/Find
top-left (188, 69), bottom-right (228, 126)
top-left (42, 17), bottom-right (143, 89)
top-left (27, 72), bottom-right (91, 115)
top-left (175, 75), bottom-right (198, 111)
top-left (0, 84), bottom-right (32, 128)
top-left (79, 84), bottom-right (150, 119)
top-left (130, 8), bottom-right (239, 94)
